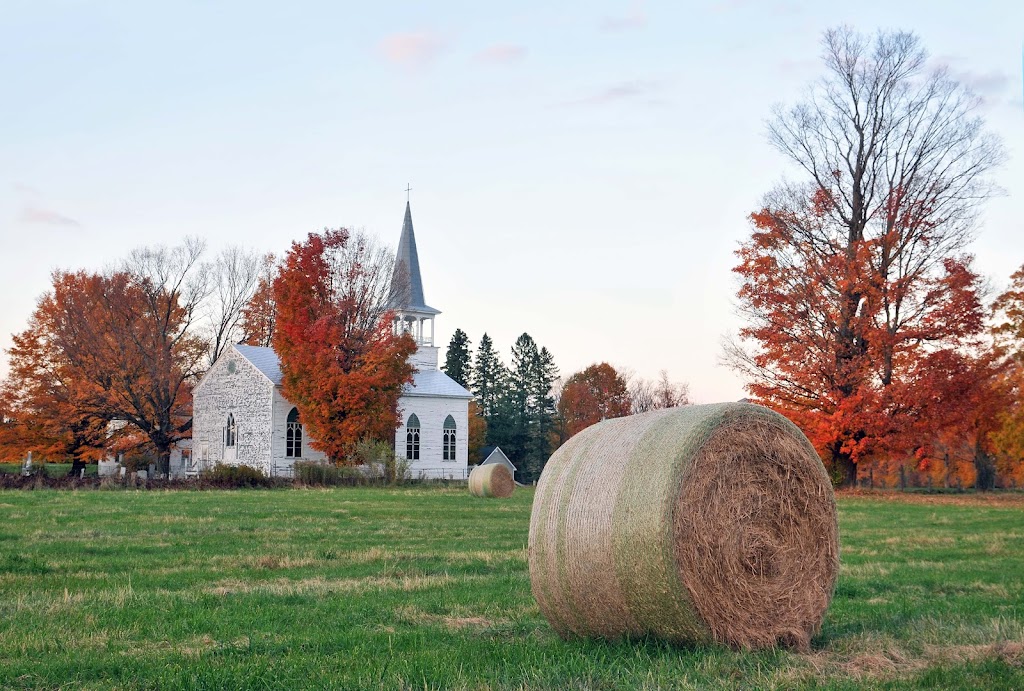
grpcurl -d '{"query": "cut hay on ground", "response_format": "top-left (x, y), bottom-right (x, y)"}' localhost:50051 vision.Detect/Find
top-left (528, 402), bottom-right (839, 651)
top-left (468, 463), bottom-right (515, 498)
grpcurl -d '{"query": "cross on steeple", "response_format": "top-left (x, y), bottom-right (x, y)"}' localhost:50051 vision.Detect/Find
top-left (405, 183), bottom-right (412, 202)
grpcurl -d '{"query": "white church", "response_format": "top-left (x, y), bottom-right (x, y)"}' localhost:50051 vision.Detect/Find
top-left (190, 202), bottom-right (472, 479)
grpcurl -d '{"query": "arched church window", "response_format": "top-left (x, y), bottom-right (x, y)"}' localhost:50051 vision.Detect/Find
top-left (225, 413), bottom-right (236, 448)
top-left (443, 415), bottom-right (456, 461)
top-left (406, 414), bottom-right (420, 461)
top-left (286, 407), bottom-right (303, 458)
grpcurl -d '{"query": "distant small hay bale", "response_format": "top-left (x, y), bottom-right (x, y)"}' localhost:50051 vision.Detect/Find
top-left (468, 463), bottom-right (515, 498)
top-left (528, 402), bottom-right (839, 651)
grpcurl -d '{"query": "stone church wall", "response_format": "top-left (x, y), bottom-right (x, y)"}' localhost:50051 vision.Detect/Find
top-left (192, 349), bottom-right (275, 475)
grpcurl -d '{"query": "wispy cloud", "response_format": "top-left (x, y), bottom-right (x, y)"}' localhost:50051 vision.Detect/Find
top-left (952, 69), bottom-right (1010, 97)
top-left (933, 55), bottom-right (1012, 104)
top-left (711, 0), bottom-right (800, 13)
top-left (378, 31), bottom-right (447, 68)
top-left (600, 1), bottom-right (646, 31)
top-left (19, 205), bottom-right (80, 227)
top-left (475, 43), bottom-right (527, 64)
top-left (563, 80), bottom-right (665, 107)
top-left (12, 182), bottom-right (39, 196)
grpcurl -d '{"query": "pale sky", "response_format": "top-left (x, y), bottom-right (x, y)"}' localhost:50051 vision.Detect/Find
top-left (1, 1), bottom-right (1022, 403)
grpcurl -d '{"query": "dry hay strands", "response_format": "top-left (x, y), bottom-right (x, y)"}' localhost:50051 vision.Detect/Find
top-left (468, 463), bottom-right (515, 498)
top-left (528, 402), bottom-right (839, 651)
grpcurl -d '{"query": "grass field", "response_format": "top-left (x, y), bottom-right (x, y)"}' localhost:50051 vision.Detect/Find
top-left (0, 488), bottom-right (1022, 690)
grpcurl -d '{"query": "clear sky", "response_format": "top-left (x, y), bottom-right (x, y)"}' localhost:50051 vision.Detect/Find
top-left (1, 0), bottom-right (1022, 403)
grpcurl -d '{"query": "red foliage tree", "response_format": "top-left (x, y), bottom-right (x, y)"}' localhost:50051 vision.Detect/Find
top-left (0, 263), bottom-right (204, 468)
top-left (557, 362), bottom-right (631, 438)
top-left (727, 28), bottom-right (1003, 486)
top-left (273, 229), bottom-right (416, 462)
top-left (0, 285), bottom-right (109, 462)
top-left (991, 265), bottom-right (1024, 485)
top-left (240, 253), bottom-right (278, 348)
top-left (728, 194), bottom-right (991, 485)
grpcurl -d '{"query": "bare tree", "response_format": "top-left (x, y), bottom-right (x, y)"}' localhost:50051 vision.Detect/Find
top-left (654, 370), bottom-right (690, 408)
top-left (627, 369), bottom-right (690, 413)
top-left (205, 246), bottom-right (261, 365)
top-left (119, 239), bottom-right (210, 474)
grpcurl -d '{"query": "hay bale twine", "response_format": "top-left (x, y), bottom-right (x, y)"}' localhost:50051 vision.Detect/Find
top-left (468, 463), bottom-right (515, 498)
top-left (528, 402), bottom-right (838, 651)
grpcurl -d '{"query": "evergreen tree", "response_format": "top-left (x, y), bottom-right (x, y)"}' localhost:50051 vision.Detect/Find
top-left (470, 333), bottom-right (508, 431)
top-left (530, 346), bottom-right (559, 459)
top-left (496, 334), bottom-right (559, 483)
top-left (441, 328), bottom-right (472, 388)
top-left (502, 333), bottom-right (538, 464)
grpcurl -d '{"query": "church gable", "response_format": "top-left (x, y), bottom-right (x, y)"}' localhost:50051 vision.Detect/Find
top-left (192, 345), bottom-right (275, 474)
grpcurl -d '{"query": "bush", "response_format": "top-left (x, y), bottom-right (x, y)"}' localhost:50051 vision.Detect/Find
top-left (201, 464), bottom-right (273, 488)
top-left (294, 461), bottom-right (366, 487)
top-left (353, 439), bottom-right (410, 486)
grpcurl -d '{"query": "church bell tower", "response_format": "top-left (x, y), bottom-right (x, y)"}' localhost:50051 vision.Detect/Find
top-left (390, 201), bottom-right (442, 370)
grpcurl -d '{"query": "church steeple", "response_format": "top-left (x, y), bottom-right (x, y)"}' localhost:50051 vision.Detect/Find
top-left (391, 200), bottom-right (440, 349)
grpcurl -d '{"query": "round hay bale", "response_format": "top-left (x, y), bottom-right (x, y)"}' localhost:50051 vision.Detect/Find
top-left (528, 402), bottom-right (838, 651)
top-left (468, 463), bottom-right (515, 498)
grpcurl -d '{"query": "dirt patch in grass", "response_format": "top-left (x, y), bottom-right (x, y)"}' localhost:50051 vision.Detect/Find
top-left (394, 604), bottom-right (503, 631)
top-left (793, 638), bottom-right (1024, 683)
top-left (206, 572), bottom-right (466, 597)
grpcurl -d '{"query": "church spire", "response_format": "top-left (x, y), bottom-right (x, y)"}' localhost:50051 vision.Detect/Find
top-left (391, 199), bottom-right (439, 348)
top-left (392, 201), bottom-right (436, 313)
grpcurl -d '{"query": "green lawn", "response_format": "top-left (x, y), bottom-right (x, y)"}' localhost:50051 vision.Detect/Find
top-left (0, 488), bottom-right (1022, 690)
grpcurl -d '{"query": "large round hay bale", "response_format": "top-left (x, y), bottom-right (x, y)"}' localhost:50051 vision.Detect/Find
top-left (528, 402), bottom-right (838, 651)
top-left (468, 463), bottom-right (515, 498)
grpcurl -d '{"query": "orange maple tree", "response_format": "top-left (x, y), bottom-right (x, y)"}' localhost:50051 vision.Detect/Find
top-left (729, 196), bottom-right (990, 486)
top-left (557, 362), bottom-right (631, 438)
top-left (0, 282), bottom-right (109, 462)
top-left (272, 229), bottom-right (416, 462)
top-left (991, 265), bottom-right (1024, 485)
top-left (0, 267), bottom-right (203, 468)
top-left (240, 253), bottom-right (278, 347)
top-left (728, 28), bottom-right (1004, 486)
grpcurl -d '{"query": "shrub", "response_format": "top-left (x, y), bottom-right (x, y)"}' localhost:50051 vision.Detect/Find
top-left (293, 461), bottom-right (366, 487)
top-left (202, 463), bottom-right (272, 488)
top-left (352, 439), bottom-right (410, 486)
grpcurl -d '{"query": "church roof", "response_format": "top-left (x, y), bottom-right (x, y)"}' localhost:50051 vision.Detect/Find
top-left (403, 369), bottom-right (473, 399)
top-left (391, 202), bottom-right (440, 316)
top-left (232, 343), bottom-right (471, 399)
top-left (234, 344), bottom-right (283, 384)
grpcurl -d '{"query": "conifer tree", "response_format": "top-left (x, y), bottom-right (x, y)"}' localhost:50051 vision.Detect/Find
top-left (470, 333), bottom-right (507, 428)
top-left (528, 346), bottom-right (559, 475)
top-left (441, 329), bottom-right (472, 388)
top-left (498, 334), bottom-right (559, 483)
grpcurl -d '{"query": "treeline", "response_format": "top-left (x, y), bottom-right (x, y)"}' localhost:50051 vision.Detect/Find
top-left (442, 329), bottom-right (690, 483)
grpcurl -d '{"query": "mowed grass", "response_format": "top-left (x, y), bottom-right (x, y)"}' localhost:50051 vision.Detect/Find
top-left (0, 488), bottom-right (1022, 690)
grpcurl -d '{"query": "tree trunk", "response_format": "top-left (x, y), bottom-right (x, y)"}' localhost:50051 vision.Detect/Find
top-left (973, 442), bottom-right (996, 491)
top-left (830, 447), bottom-right (857, 488)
